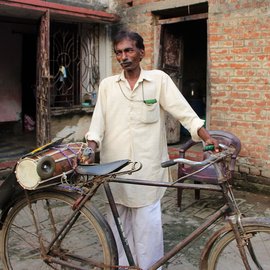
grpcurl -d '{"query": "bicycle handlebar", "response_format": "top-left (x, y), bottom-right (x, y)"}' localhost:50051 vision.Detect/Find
top-left (161, 144), bottom-right (229, 168)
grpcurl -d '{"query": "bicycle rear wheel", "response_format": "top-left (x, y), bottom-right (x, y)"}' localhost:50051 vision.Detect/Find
top-left (1, 189), bottom-right (118, 269)
top-left (207, 223), bottom-right (270, 269)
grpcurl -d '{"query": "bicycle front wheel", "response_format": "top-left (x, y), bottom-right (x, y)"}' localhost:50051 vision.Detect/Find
top-left (1, 189), bottom-right (118, 269)
top-left (208, 223), bottom-right (270, 269)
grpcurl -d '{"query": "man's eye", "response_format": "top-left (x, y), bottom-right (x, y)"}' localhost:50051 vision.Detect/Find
top-left (115, 49), bottom-right (134, 56)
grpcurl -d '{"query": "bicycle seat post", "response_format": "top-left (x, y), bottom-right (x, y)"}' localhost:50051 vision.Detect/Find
top-left (103, 181), bottom-right (136, 267)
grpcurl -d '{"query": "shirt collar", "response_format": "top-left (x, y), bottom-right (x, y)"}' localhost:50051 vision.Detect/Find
top-left (116, 68), bottom-right (152, 83)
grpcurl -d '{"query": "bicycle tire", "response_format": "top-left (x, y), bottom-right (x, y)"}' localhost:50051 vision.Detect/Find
top-left (1, 189), bottom-right (118, 269)
top-left (207, 223), bottom-right (270, 270)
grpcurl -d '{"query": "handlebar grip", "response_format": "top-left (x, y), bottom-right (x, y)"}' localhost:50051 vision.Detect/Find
top-left (203, 145), bottom-right (215, 151)
top-left (161, 160), bottom-right (177, 168)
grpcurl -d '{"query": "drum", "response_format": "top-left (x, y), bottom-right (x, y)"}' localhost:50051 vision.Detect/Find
top-left (15, 142), bottom-right (86, 190)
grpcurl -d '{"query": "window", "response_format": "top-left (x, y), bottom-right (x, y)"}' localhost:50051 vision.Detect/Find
top-left (50, 22), bottom-right (100, 108)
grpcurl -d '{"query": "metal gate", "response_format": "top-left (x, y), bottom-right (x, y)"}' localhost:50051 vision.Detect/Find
top-left (50, 23), bottom-right (100, 107)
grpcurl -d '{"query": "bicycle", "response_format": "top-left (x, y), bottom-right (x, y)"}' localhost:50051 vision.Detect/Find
top-left (0, 142), bottom-right (269, 269)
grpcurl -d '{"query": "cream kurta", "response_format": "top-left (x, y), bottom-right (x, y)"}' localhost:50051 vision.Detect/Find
top-left (86, 69), bottom-right (205, 207)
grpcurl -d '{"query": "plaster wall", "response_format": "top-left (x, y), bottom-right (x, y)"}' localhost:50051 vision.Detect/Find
top-left (51, 114), bottom-right (92, 142)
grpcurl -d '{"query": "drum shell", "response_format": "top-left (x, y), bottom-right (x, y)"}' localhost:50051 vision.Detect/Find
top-left (15, 142), bottom-right (86, 190)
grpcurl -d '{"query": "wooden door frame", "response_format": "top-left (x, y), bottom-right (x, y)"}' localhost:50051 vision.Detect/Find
top-left (154, 12), bottom-right (207, 68)
top-left (36, 10), bottom-right (51, 146)
top-left (154, 12), bottom-right (209, 128)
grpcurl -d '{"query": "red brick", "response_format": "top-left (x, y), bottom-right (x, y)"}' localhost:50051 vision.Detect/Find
top-left (116, 0), bottom-right (270, 187)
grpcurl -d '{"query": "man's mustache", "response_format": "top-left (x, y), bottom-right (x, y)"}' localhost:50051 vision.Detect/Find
top-left (119, 60), bottom-right (132, 65)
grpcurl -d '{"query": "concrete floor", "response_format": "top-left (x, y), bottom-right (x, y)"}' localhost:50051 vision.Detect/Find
top-left (0, 137), bottom-right (269, 269)
top-left (0, 178), bottom-right (269, 269)
top-left (161, 187), bottom-right (270, 269)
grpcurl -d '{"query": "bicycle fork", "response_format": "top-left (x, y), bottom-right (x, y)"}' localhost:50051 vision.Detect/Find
top-left (227, 214), bottom-right (263, 270)
top-left (222, 182), bottom-right (263, 270)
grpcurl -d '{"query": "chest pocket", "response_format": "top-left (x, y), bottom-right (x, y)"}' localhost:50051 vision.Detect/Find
top-left (141, 102), bottom-right (160, 124)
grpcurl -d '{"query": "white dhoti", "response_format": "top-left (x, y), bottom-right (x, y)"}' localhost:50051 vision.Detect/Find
top-left (105, 200), bottom-right (164, 270)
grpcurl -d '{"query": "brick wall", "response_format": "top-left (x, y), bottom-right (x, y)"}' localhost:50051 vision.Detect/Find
top-left (208, 0), bottom-right (270, 192)
top-left (111, 0), bottom-right (270, 193)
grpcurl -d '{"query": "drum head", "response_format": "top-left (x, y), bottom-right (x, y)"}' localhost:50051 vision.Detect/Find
top-left (15, 158), bottom-right (41, 190)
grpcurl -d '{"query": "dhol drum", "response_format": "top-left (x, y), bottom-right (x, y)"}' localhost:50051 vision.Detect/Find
top-left (15, 142), bottom-right (86, 190)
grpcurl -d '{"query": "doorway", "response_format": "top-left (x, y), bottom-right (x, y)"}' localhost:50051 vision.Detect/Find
top-left (0, 20), bottom-right (38, 168)
top-left (159, 18), bottom-right (207, 143)
top-left (22, 34), bottom-right (37, 133)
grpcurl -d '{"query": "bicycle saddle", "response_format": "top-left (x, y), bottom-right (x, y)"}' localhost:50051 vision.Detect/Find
top-left (75, 159), bottom-right (130, 176)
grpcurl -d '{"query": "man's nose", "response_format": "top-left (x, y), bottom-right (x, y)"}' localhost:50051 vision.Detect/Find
top-left (120, 51), bottom-right (128, 59)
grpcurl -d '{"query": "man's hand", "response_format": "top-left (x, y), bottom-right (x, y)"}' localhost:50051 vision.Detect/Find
top-left (204, 138), bottom-right (220, 152)
top-left (197, 127), bottom-right (220, 152)
top-left (80, 140), bottom-right (98, 164)
top-left (81, 147), bottom-right (95, 164)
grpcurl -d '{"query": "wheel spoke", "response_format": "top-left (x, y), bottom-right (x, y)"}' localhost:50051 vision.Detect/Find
top-left (208, 224), bottom-right (270, 270)
top-left (1, 190), bottom-right (117, 269)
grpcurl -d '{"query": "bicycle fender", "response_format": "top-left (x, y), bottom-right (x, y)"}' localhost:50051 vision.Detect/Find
top-left (0, 188), bottom-right (25, 230)
top-left (199, 217), bottom-right (270, 270)
top-left (0, 170), bottom-right (23, 209)
top-left (0, 187), bottom-right (79, 230)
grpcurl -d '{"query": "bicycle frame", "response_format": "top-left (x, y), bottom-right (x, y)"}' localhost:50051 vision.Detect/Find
top-left (99, 159), bottom-right (254, 270)
top-left (102, 182), bottom-right (235, 269)
top-left (20, 156), bottom-right (255, 270)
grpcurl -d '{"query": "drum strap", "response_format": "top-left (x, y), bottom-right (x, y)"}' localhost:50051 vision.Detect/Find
top-left (52, 145), bottom-right (81, 169)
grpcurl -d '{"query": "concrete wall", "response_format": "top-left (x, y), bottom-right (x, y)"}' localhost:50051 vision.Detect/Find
top-left (108, 0), bottom-right (270, 193)
top-left (51, 113), bottom-right (92, 142)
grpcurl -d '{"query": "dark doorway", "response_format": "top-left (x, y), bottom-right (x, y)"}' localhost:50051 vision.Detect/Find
top-left (22, 34), bottom-right (37, 133)
top-left (181, 20), bottom-right (207, 116)
top-left (0, 22), bottom-right (37, 172)
top-left (160, 19), bottom-right (207, 142)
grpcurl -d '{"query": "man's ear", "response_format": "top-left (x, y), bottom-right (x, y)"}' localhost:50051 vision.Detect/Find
top-left (140, 49), bottom-right (145, 60)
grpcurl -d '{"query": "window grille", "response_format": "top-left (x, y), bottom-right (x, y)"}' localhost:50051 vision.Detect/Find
top-left (50, 23), bottom-right (100, 107)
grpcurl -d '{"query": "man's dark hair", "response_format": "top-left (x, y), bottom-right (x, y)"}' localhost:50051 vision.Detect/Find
top-left (113, 30), bottom-right (145, 50)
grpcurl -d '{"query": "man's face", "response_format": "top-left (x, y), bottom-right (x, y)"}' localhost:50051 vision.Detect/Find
top-left (114, 38), bottom-right (145, 72)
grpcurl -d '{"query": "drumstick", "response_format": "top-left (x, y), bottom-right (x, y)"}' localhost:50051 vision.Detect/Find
top-left (23, 132), bottom-right (75, 157)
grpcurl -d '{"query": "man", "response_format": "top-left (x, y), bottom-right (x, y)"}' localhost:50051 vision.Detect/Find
top-left (85, 30), bottom-right (218, 269)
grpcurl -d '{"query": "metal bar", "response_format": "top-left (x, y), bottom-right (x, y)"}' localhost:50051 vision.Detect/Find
top-left (103, 181), bottom-right (136, 267)
top-left (149, 205), bottom-right (229, 270)
top-left (112, 177), bottom-right (222, 192)
top-left (45, 183), bottom-right (100, 253)
top-left (226, 218), bottom-right (252, 270)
